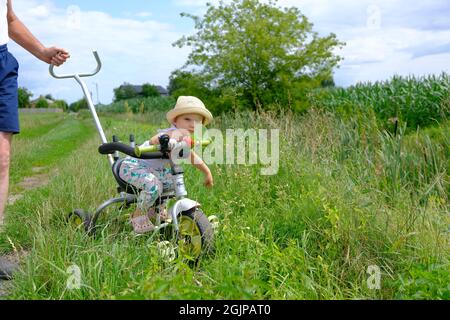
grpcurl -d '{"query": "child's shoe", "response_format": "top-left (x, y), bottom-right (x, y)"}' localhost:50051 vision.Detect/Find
top-left (131, 215), bottom-right (155, 234)
top-left (158, 205), bottom-right (170, 221)
top-left (148, 205), bottom-right (169, 223)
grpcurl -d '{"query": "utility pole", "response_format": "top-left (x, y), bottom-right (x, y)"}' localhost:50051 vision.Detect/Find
top-left (88, 89), bottom-right (99, 112)
top-left (95, 82), bottom-right (99, 105)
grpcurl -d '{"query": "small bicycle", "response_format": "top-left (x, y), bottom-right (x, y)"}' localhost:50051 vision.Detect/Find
top-left (49, 51), bottom-right (216, 261)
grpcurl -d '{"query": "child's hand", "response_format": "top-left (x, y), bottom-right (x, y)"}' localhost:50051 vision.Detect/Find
top-left (171, 129), bottom-right (191, 142)
top-left (204, 173), bottom-right (214, 188)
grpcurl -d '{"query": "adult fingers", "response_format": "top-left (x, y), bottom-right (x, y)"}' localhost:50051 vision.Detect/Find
top-left (53, 47), bottom-right (69, 55)
top-left (51, 57), bottom-right (63, 66)
top-left (52, 53), bottom-right (68, 65)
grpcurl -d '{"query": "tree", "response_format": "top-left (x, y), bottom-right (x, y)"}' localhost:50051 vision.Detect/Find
top-left (35, 97), bottom-right (49, 108)
top-left (18, 87), bottom-right (32, 108)
top-left (167, 70), bottom-right (232, 114)
top-left (53, 99), bottom-right (69, 111)
top-left (174, 0), bottom-right (344, 109)
top-left (69, 98), bottom-right (88, 112)
top-left (141, 83), bottom-right (160, 97)
top-left (113, 83), bottom-right (138, 102)
top-left (44, 94), bottom-right (54, 101)
top-left (321, 77), bottom-right (335, 88)
top-left (168, 70), bottom-right (211, 97)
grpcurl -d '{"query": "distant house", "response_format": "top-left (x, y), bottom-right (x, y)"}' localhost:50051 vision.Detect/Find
top-left (155, 85), bottom-right (169, 96)
top-left (118, 84), bottom-right (169, 97)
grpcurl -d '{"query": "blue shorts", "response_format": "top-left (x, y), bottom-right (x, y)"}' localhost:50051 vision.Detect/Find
top-left (0, 44), bottom-right (20, 134)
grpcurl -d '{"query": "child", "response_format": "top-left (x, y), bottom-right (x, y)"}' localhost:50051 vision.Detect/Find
top-left (119, 96), bottom-right (214, 234)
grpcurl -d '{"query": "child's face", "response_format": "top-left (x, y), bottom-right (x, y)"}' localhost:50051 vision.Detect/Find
top-left (173, 113), bottom-right (204, 133)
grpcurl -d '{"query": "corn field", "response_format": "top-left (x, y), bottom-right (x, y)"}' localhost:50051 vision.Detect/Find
top-left (307, 73), bottom-right (450, 131)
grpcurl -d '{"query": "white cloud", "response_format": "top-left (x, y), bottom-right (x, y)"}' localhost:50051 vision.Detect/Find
top-left (173, 0), bottom-right (215, 7)
top-left (278, 0), bottom-right (450, 85)
top-left (136, 12), bottom-right (153, 18)
top-left (171, 0), bottom-right (450, 86)
top-left (28, 4), bottom-right (50, 18)
top-left (7, 0), bottom-right (450, 104)
top-left (9, 0), bottom-right (189, 104)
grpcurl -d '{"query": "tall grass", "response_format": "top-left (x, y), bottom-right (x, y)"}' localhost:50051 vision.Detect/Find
top-left (2, 107), bottom-right (448, 299)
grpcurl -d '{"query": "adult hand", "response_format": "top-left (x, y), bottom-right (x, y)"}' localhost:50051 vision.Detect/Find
top-left (40, 47), bottom-right (70, 66)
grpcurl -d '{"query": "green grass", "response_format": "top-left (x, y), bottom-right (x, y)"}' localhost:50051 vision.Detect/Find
top-left (1, 106), bottom-right (448, 299)
top-left (9, 113), bottom-right (96, 193)
top-left (17, 112), bottom-right (66, 139)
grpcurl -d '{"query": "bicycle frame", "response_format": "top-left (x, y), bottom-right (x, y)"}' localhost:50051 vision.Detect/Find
top-left (89, 160), bottom-right (200, 233)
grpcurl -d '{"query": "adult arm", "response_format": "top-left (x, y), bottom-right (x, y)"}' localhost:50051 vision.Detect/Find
top-left (7, 0), bottom-right (69, 65)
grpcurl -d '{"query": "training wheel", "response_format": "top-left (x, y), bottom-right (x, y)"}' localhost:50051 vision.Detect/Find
top-left (67, 209), bottom-right (93, 234)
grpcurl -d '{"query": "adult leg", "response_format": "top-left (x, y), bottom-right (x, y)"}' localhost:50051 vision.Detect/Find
top-left (0, 132), bottom-right (12, 226)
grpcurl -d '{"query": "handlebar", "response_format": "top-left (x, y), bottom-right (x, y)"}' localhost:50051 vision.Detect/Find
top-left (134, 138), bottom-right (212, 157)
top-left (98, 138), bottom-right (211, 159)
top-left (98, 142), bottom-right (165, 159)
top-left (49, 50), bottom-right (102, 79)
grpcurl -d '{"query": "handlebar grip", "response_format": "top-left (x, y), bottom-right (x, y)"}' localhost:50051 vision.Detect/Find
top-left (198, 139), bottom-right (212, 146)
top-left (134, 144), bottom-right (159, 157)
top-left (134, 139), bottom-right (212, 157)
top-left (98, 142), bottom-right (165, 159)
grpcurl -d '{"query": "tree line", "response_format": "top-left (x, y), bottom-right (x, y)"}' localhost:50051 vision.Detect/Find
top-left (18, 87), bottom-right (88, 112)
top-left (18, 87), bottom-right (69, 110)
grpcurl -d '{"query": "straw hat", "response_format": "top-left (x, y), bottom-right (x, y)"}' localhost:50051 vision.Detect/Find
top-left (166, 96), bottom-right (213, 125)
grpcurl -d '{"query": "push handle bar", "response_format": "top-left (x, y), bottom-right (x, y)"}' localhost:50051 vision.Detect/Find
top-left (48, 50), bottom-right (112, 165)
top-left (49, 50), bottom-right (102, 79)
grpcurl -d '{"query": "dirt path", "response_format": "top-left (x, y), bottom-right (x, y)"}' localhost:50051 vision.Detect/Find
top-left (7, 167), bottom-right (53, 205)
top-left (0, 252), bottom-right (27, 299)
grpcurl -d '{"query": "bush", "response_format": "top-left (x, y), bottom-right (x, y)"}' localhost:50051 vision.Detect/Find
top-left (35, 97), bottom-right (49, 109)
top-left (52, 99), bottom-right (69, 111)
top-left (141, 84), bottom-right (160, 98)
top-left (18, 87), bottom-right (32, 108)
top-left (70, 98), bottom-right (89, 112)
top-left (114, 83), bottom-right (138, 102)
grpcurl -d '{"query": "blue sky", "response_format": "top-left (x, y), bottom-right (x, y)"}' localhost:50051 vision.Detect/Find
top-left (48, 0), bottom-right (196, 29)
top-left (7, 0), bottom-right (450, 104)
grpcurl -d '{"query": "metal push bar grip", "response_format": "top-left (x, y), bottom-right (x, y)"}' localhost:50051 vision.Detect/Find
top-left (98, 142), bottom-right (165, 159)
top-left (49, 50), bottom-right (102, 79)
top-left (134, 139), bottom-right (212, 157)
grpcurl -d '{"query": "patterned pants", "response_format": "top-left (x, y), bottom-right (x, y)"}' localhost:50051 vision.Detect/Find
top-left (119, 157), bottom-right (173, 212)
